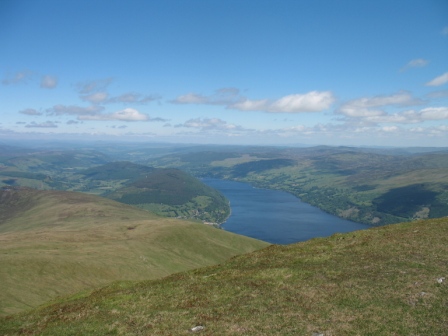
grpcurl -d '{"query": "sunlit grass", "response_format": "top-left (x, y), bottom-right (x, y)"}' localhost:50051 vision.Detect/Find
top-left (1, 218), bottom-right (447, 335)
top-left (0, 188), bottom-right (268, 316)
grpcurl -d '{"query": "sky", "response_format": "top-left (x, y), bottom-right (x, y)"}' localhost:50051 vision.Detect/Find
top-left (1, 0), bottom-right (448, 147)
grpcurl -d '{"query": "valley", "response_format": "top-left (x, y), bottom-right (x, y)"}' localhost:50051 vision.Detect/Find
top-left (2, 143), bottom-right (448, 227)
top-left (143, 145), bottom-right (448, 225)
top-left (0, 141), bottom-right (447, 335)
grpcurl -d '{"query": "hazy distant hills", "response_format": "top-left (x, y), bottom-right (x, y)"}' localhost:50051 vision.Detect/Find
top-left (1, 143), bottom-right (448, 225)
top-left (0, 150), bottom-right (231, 223)
top-left (0, 147), bottom-right (110, 190)
top-left (0, 187), bottom-right (268, 316)
top-left (2, 216), bottom-right (446, 335)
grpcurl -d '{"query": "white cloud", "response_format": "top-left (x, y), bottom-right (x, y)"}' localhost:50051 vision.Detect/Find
top-left (25, 121), bottom-right (57, 128)
top-left (382, 126), bottom-right (399, 132)
top-left (172, 88), bottom-right (241, 105)
top-left (40, 75), bottom-right (58, 89)
top-left (180, 118), bottom-right (235, 130)
top-left (400, 58), bottom-right (429, 72)
top-left (108, 92), bottom-right (160, 104)
top-left (2, 70), bottom-right (33, 85)
top-left (419, 107), bottom-right (448, 120)
top-left (412, 125), bottom-right (448, 137)
top-left (233, 92), bottom-right (335, 113)
top-left (339, 91), bottom-right (423, 118)
top-left (47, 104), bottom-right (105, 116)
top-left (339, 105), bottom-right (448, 125)
top-left (172, 93), bottom-right (211, 104)
top-left (80, 91), bottom-right (160, 105)
top-left (266, 91), bottom-right (335, 113)
top-left (426, 72), bottom-right (448, 87)
top-left (173, 89), bottom-right (334, 113)
top-left (79, 108), bottom-right (149, 122)
top-left (231, 99), bottom-right (269, 111)
top-left (19, 108), bottom-right (42, 116)
top-left (176, 118), bottom-right (250, 135)
top-left (80, 92), bottom-right (109, 104)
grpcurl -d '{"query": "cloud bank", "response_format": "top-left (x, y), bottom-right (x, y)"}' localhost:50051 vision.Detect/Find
top-left (173, 89), bottom-right (335, 113)
top-left (79, 108), bottom-right (149, 122)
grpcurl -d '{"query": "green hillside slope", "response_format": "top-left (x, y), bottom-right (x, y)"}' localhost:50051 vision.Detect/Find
top-left (81, 162), bottom-right (230, 223)
top-left (2, 218), bottom-right (446, 335)
top-left (0, 187), bottom-right (268, 316)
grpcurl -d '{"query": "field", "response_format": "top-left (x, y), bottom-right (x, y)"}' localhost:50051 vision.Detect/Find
top-left (1, 217), bottom-right (446, 335)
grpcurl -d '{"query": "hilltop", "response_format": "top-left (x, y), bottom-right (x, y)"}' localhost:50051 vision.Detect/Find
top-left (1, 217), bottom-right (446, 335)
top-left (0, 187), bottom-right (268, 316)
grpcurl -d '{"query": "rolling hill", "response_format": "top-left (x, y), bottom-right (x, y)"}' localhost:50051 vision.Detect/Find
top-left (0, 147), bottom-right (110, 190)
top-left (0, 155), bottom-right (231, 224)
top-left (81, 162), bottom-right (230, 223)
top-left (0, 187), bottom-right (268, 316)
top-left (1, 217), bottom-right (446, 335)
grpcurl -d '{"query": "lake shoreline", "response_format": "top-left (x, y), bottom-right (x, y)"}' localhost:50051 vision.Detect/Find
top-left (202, 177), bottom-right (370, 244)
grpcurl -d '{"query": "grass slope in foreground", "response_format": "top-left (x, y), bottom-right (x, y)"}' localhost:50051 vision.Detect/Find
top-left (0, 187), bottom-right (268, 316)
top-left (1, 218), bottom-right (447, 335)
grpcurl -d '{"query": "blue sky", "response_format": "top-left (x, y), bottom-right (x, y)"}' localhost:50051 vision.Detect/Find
top-left (1, 0), bottom-right (448, 146)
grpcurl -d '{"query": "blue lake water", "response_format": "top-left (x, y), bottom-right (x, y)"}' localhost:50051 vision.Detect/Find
top-left (202, 178), bottom-right (370, 244)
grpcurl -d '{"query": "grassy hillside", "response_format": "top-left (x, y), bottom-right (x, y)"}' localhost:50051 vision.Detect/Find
top-left (1, 217), bottom-right (446, 335)
top-left (81, 162), bottom-right (230, 223)
top-left (0, 187), bottom-right (268, 316)
top-left (0, 156), bottom-right (231, 224)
